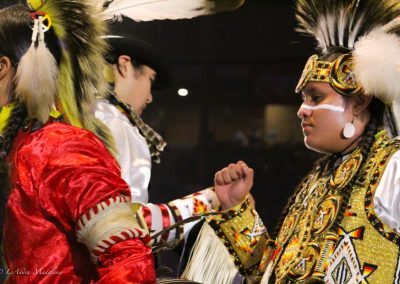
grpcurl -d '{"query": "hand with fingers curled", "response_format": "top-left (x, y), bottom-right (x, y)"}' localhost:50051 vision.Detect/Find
top-left (214, 161), bottom-right (254, 210)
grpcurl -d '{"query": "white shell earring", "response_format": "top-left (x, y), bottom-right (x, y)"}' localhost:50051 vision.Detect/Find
top-left (343, 120), bottom-right (355, 139)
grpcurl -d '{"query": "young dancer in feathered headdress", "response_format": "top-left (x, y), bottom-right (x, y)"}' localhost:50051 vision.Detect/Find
top-left (181, 0), bottom-right (400, 283)
top-left (0, 1), bottom-right (158, 282)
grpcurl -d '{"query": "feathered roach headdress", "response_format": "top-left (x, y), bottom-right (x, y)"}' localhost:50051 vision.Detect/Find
top-left (294, 0), bottom-right (400, 134)
top-left (14, 0), bottom-right (113, 149)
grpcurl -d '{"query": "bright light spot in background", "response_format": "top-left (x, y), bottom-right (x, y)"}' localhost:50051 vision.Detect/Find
top-left (178, 88), bottom-right (189, 97)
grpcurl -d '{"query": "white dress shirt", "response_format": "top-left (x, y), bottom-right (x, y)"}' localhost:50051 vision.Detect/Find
top-left (95, 100), bottom-right (151, 203)
top-left (374, 149), bottom-right (400, 233)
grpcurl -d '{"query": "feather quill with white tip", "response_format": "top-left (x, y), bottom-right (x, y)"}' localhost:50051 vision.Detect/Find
top-left (91, 0), bottom-right (244, 21)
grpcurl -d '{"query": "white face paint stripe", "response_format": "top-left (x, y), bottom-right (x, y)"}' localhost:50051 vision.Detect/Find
top-left (300, 104), bottom-right (345, 113)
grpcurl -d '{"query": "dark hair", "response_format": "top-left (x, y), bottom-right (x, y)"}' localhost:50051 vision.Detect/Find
top-left (0, 5), bottom-right (61, 265)
top-left (0, 5), bottom-right (32, 214)
top-left (107, 52), bottom-right (145, 80)
top-left (0, 6), bottom-right (31, 64)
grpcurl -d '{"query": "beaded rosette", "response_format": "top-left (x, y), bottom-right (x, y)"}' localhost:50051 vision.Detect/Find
top-left (263, 146), bottom-right (365, 282)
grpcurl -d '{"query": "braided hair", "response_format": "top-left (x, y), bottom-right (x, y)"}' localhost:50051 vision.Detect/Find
top-left (0, 103), bottom-right (27, 263)
top-left (0, 5), bottom-right (61, 263)
top-left (330, 115), bottom-right (378, 231)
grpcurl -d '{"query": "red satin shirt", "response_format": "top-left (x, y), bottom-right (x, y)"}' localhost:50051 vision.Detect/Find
top-left (3, 122), bottom-right (156, 283)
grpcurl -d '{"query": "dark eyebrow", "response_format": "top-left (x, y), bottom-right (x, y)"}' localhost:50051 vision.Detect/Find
top-left (303, 86), bottom-right (324, 96)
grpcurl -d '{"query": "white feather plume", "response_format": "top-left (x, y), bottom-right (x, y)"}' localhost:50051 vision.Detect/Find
top-left (353, 28), bottom-right (400, 103)
top-left (90, 0), bottom-right (244, 21)
top-left (15, 18), bottom-right (58, 123)
top-left (298, 7), bottom-right (366, 53)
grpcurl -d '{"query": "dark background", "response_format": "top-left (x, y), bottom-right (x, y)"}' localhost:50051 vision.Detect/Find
top-left (137, 0), bottom-right (320, 231)
top-left (135, 1), bottom-right (323, 273)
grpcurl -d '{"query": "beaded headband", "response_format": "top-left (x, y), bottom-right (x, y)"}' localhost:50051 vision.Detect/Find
top-left (295, 53), bottom-right (363, 96)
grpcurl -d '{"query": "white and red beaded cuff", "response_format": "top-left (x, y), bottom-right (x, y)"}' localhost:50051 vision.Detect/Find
top-left (168, 187), bottom-right (220, 240)
top-left (76, 195), bottom-right (150, 262)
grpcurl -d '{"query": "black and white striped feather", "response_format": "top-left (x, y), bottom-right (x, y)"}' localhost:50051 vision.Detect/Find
top-left (295, 0), bottom-right (400, 53)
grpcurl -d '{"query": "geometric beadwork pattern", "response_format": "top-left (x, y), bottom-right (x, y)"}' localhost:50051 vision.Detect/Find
top-left (331, 257), bottom-right (352, 284)
top-left (325, 227), bottom-right (376, 284)
top-left (208, 200), bottom-right (268, 275)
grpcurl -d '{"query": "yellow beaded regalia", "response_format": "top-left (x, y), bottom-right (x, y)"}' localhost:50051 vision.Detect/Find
top-left (257, 131), bottom-right (400, 283)
top-left (193, 132), bottom-right (400, 284)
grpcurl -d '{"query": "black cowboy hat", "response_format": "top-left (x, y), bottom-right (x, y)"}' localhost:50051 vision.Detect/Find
top-left (104, 16), bottom-right (172, 90)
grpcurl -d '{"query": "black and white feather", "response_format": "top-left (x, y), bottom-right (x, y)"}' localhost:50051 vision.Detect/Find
top-left (295, 0), bottom-right (400, 53)
top-left (91, 0), bottom-right (244, 21)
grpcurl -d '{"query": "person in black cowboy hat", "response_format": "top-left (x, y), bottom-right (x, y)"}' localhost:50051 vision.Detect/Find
top-left (96, 15), bottom-right (171, 204)
top-left (95, 16), bottom-right (222, 262)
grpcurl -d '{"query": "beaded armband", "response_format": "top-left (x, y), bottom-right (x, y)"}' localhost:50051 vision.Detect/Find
top-left (207, 198), bottom-right (269, 276)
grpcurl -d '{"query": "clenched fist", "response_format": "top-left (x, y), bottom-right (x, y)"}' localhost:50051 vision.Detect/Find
top-left (214, 161), bottom-right (254, 210)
